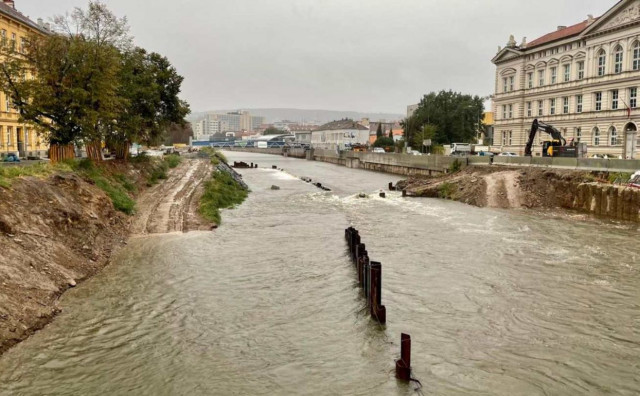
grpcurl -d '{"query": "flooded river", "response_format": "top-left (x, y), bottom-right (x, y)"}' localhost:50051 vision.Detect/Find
top-left (1, 151), bottom-right (639, 395)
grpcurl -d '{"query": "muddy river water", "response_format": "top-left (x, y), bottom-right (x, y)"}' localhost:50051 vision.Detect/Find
top-left (1, 151), bottom-right (639, 395)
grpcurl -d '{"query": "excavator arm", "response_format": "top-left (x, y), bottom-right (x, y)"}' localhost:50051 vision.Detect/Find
top-left (524, 119), bottom-right (566, 156)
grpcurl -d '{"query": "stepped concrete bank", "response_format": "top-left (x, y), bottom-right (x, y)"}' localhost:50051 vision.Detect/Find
top-left (224, 147), bottom-right (640, 175)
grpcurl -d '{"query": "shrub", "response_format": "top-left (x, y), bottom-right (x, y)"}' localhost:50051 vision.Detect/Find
top-left (449, 159), bottom-right (462, 173)
top-left (164, 154), bottom-right (182, 168)
top-left (438, 182), bottom-right (456, 199)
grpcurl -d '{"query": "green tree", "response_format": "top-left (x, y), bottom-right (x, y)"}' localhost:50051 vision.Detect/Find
top-left (373, 136), bottom-right (394, 148)
top-left (376, 123), bottom-right (382, 138)
top-left (111, 47), bottom-right (189, 158)
top-left (409, 90), bottom-right (484, 146)
top-left (388, 128), bottom-right (393, 139)
top-left (0, 1), bottom-right (129, 162)
top-left (411, 124), bottom-right (437, 151)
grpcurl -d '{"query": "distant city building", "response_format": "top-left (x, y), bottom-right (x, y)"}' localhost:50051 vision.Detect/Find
top-left (311, 119), bottom-right (370, 149)
top-left (492, 1), bottom-right (640, 157)
top-left (192, 111), bottom-right (266, 140)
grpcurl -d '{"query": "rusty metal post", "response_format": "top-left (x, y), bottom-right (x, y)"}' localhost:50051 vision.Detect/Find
top-left (395, 334), bottom-right (412, 381)
top-left (402, 189), bottom-right (407, 197)
top-left (364, 260), bottom-right (371, 301)
top-left (379, 192), bottom-right (386, 198)
top-left (272, 165), bottom-right (277, 169)
top-left (369, 261), bottom-right (386, 324)
top-left (389, 182), bottom-right (395, 191)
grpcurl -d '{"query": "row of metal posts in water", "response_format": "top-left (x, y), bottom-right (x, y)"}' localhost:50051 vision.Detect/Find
top-left (344, 227), bottom-right (412, 381)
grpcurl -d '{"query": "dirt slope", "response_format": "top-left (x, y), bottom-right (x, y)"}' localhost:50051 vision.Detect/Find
top-left (131, 159), bottom-right (214, 235)
top-left (0, 158), bottom-right (214, 355)
top-left (400, 166), bottom-right (600, 210)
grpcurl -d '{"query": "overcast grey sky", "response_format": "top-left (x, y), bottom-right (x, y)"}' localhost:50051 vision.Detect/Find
top-left (19, 0), bottom-right (615, 114)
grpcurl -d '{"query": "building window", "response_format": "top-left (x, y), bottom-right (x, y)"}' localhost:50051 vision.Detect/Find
top-left (508, 104), bottom-right (513, 119)
top-left (0, 126), bottom-right (3, 147)
top-left (630, 87), bottom-right (637, 108)
top-left (550, 67), bottom-right (557, 84)
top-left (509, 76), bottom-right (514, 92)
top-left (503, 77), bottom-right (508, 93)
top-left (609, 126), bottom-right (618, 145)
top-left (612, 89), bottom-right (619, 110)
top-left (538, 70), bottom-right (545, 86)
top-left (576, 95), bottom-right (583, 113)
top-left (593, 127), bottom-right (600, 146)
top-left (563, 97), bottom-right (569, 114)
top-left (563, 64), bottom-right (571, 82)
top-left (527, 72), bottom-right (533, 89)
top-left (6, 126), bottom-right (12, 146)
top-left (577, 61), bottom-right (585, 79)
top-left (527, 102), bottom-right (532, 117)
top-left (575, 127), bottom-right (582, 143)
top-left (550, 98), bottom-right (556, 115)
top-left (509, 131), bottom-right (512, 145)
top-left (633, 42), bottom-right (640, 71)
top-left (538, 100), bottom-right (544, 116)
top-left (597, 50), bottom-right (606, 76)
top-left (595, 92), bottom-right (602, 111)
top-left (614, 46), bottom-right (623, 74)
top-left (24, 128), bottom-right (29, 148)
top-left (502, 105), bottom-right (507, 119)
top-left (10, 32), bottom-right (15, 51)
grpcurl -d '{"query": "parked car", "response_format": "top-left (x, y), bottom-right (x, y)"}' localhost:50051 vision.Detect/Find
top-left (477, 151), bottom-right (495, 157)
top-left (372, 147), bottom-right (385, 153)
top-left (3, 153), bottom-right (20, 163)
top-left (409, 150), bottom-right (422, 156)
top-left (498, 152), bottom-right (518, 157)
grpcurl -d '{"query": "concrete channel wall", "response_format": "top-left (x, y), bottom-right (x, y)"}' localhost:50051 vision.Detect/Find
top-left (574, 183), bottom-right (640, 222)
top-left (225, 147), bottom-right (640, 175)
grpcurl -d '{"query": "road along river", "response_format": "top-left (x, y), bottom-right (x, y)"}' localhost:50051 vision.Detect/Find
top-left (0, 151), bottom-right (638, 395)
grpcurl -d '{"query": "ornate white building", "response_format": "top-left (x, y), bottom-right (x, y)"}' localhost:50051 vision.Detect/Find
top-left (492, 0), bottom-right (640, 158)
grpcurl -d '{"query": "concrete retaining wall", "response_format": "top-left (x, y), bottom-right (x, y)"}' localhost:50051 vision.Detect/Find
top-left (225, 147), bottom-right (640, 175)
top-left (574, 183), bottom-right (640, 221)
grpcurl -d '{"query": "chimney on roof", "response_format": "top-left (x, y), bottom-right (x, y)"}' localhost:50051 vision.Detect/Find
top-left (3, 0), bottom-right (15, 9)
top-left (37, 18), bottom-right (43, 27)
top-left (557, 25), bottom-right (567, 31)
top-left (587, 14), bottom-right (595, 25)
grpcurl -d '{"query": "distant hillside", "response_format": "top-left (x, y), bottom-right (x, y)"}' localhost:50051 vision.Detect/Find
top-left (188, 108), bottom-right (404, 124)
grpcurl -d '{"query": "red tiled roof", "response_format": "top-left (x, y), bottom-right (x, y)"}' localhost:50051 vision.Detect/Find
top-left (527, 19), bottom-right (597, 48)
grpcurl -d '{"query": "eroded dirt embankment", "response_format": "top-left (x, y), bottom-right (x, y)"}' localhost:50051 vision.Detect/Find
top-left (399, 166), bottom-right (640, 221)
top-left (0, 158), bottom-right (214, 355)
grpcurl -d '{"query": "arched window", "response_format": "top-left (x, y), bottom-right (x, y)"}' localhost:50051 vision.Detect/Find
top-left (609, 126), bottom-right (618, 145)
top-left (633, 42), bottom-right (640, 71)
top-left (597, 50), bottom-right (606, 76)
top-left (593, 127), bottom-right (600, 146)
top-left (614, 45), bottom-right (623, 74)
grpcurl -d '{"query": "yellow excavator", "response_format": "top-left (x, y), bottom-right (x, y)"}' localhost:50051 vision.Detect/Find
top-left (525, 119), bottom-right (584, 157)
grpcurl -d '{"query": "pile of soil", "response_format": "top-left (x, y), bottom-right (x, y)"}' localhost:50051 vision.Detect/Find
top-left (401, 166), bottom-right (596, 210)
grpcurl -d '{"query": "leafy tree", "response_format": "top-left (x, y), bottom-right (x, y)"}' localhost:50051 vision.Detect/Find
top-left (411, 124), bottom-right (437, 151)
top-left (407, 90), bottom-right (484, 146)
top-left (388, 129), bottom-right (393, 139)
top-left (0, 1), bottom-right (129, 162)
top-left (111, 47), bottom-right (189, 158)
top-left (376, 123), bottom-right (382, 138)
top-left (373, 136), bottom-right (394, 148)
top-left (263, 126), bottom-right (285, 135)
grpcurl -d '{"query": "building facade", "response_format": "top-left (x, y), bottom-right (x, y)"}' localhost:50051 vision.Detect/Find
top-left (492, 0), bottom-right (640, 158)
top-left (0, 1), bottom-right (49, 158)
top-left (311, 119), bottom-right (370, 150)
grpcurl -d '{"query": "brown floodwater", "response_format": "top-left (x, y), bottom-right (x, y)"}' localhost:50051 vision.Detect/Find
top-left (1, 151), bottom-right (638, 395)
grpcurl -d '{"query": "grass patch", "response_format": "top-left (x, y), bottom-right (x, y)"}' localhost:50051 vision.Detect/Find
top-left (147, 161), bottom-right (169, 186)
top-left (164, 154), bottom-right (182, 169)
top-left (200, 147), bottom-right (227, 165)
top-left (438, 182), bottom-right (457, 199)
top-left (608, 172), bottom-right (632, 184)
top-left (199, 170), bottom-right (248, 224)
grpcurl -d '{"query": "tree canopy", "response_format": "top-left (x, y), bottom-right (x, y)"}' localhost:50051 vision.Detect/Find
top-left (403, 90), bottom-right (484, 146)
top-left (0, 1), bottom-right (189, 161)
top-left (263, 126), bottom-right (286, 135)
